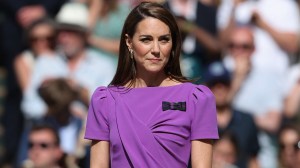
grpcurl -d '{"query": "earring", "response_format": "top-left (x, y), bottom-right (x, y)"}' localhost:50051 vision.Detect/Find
top-left (130, 49), bottom-right (134, 59)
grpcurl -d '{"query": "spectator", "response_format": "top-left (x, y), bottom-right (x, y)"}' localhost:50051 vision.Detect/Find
top-left (218, 1), bottom-right (300, 164)
top-left (222, 26), bottom-right (253, 102)
top-left (38, 78), bottom-right (83, 155)
top-left (205, 61), bottom-right (260, 168)
top-left (22, 123), bottom-right (64, 168)
top-left (213, 131), bottom-right (239, 168)
top-left (21, 2), bottom-right (116, 120)
top-left (278, 124), bottom-right (300, 168)
top-left (164, 0), bottom-right (221, 80)
top-left (88, 0), bottom-right (130, 70)
top-left (1, 0), bottom-right (66, 165)
top-left (14, 17), bottom-right (58, 92)
top-left (18, 78), bottom-right (83, 167)
top-left (18, 3), bottom-right (115, 166)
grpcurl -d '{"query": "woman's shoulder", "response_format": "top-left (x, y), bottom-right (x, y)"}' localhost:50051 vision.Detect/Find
top-left (91, 85), bottom-right (124, 99)
top-left (91, 86), bottom-right (109, 100)
top-left (184, 83), bottom-right (215, 102)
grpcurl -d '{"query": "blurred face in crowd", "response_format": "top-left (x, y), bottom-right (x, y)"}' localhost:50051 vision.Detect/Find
top-left (227, 27), bottom-right (254, 58)
top-left (57, 29), bottom-right (86, 58)
top-left (126, 17), bottom-right (172, 76)
top-left (210, 82), bottom-right (230, 109)
top-left (29, 23), bottom-right (55, 55)
top-left (213, 138), bottom-right (237, 167)
top-left (28, 129), bottom-right (62, 168)
top-left (279, 128), bottom-right (300, 168)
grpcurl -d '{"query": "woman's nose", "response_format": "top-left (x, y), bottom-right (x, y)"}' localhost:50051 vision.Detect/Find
top-left (151, 40), bottom-right (160, 56)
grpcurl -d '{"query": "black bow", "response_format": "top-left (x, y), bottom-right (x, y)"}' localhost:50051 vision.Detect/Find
top-left (162, 101), bottom-right (186, 112)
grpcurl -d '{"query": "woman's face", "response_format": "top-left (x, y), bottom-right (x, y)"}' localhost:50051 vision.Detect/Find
top-left (126, 17), bottom-right (173, 76)
top-left (279, 129), bottom-right (300, 168)
top-left (30, 23), bottom-right (55, 55)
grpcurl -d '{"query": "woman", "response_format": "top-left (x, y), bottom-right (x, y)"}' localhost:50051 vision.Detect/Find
top-left (278, 124), bottom-right (300, 168)
top-left (14, 17), bottom-right (57, 91)
top-left (85, 2), bottom-right (218, 167)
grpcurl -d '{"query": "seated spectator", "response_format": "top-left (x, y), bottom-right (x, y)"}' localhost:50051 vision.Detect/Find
top-left (164, 0), bottom-right (221, 80)
top-left (222, 26), bottom-right (253, 102)
top-left (222, 25), bottom-right (284, 168)
top-left (205, 61), bottom-right (260, 168)
top-left (21, 2), bottom-right (116, 120)
top-left (38, 78), bottom-right (84, 155)
top-left (213, 131), bottom-right (239, 168)
top-left (14, 17), bottom-right (58, 92)
top-left (20, 78), bottom-right (83, 167)
top-left (22, 123), bottom-right (64, 168)
top-left (18, 3), bottom-right (115, 166)
top-left (88, 0), bottom-right (130, 70)
top-left (278, 124), bottom-right (300, 168)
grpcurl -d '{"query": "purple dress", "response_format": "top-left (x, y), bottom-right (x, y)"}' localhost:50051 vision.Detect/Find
top-left (85, 83), bottom-right (219, 167)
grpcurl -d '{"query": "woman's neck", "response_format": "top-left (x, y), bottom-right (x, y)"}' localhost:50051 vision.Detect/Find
top-left (131, 71), bottom-right (179, 88)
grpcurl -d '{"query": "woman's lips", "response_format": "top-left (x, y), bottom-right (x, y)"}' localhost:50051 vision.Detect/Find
top-left (147, 58), bottom-right (161, 63)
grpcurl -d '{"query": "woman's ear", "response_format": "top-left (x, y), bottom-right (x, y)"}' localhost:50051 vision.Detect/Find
top-left (125, 34), bottom-right (132, 50)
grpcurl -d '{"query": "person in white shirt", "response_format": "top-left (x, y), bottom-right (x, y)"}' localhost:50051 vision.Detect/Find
top-left (21, 2), bottom-right (115, 120)
top-left (217, 0), bottom-right (300, 167)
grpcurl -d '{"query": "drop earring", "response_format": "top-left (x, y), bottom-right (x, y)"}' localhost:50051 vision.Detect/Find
top-left (130, 49), bottom-right (134, 59)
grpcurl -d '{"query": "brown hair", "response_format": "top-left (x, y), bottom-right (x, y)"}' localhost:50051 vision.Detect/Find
top-left (109, 2), bottom-right (189, 87)
top-left (25, 17), bottom-right (57, 50)
top-left (38, 78), bottom-right (77, 126)
top-left (30, 123), bottom-right (60, 146)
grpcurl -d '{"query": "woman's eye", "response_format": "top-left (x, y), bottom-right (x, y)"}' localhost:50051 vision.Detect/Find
top-left (140, 38), bottom-right (151, 43)
top-left (160, 38), bottom-right (170, 44)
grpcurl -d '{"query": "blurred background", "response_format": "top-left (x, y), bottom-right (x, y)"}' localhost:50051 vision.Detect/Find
top-left (0, 0), bottom-right (299, 167)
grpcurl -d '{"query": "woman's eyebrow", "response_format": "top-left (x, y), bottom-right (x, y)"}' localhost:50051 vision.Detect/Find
top-left (138, 33), bottom-right (171, 38)
top-left (139, 35), bottom-right (152, 38)
top-left (159, 34), bottom-right (171, 38)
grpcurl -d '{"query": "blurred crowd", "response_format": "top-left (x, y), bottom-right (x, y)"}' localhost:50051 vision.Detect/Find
top-left (0, 0), bottom-right (299, 168)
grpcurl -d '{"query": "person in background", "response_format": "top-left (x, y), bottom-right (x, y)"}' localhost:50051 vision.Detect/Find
top-left (222, 26), bottom-right (253, 102)
top-left (85, 2), bottom-right (218, 167)
top-left (38, 78), bottom-right (84, 167)
top-left (23, 123), bottom-right (64, 168)
top-left (205, 61), bottom-right (260, 168)
top-left (213, 131), bottom-right (239, 168)
top-left (14, 17), bottom-right (58, 92)
top-left (19, 78), bottom-right (84, 167)
top-left (21, 2), bottom-right (116, 120)
top-left (88, 0), bottom-right (130, 70)
top-left (0, 0), bottom-right (66, 165)
top-left (18, 3), bottom-right (115, 166)
top-left (278, 124), bottom-right (300, 168)
top-left (218, 0), bottom-right (300, 164)
top-left (164, 0), bottom-right (221, 80)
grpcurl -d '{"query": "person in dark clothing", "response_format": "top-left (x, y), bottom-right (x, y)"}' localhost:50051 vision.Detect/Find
top-left (164, 0), bottom-right (221, 80)
top-left (205, 61), bottom-right (260, 168)
top-left (0, 0), bottom-right (66, 166)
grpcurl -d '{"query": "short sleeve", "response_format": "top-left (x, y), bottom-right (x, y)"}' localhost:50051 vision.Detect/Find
top-left (84, 87), bottom-right (110, 141)
top-left (190, 85), bottom-right (219, 140)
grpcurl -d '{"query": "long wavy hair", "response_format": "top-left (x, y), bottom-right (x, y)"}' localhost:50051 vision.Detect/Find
top-left (109, 2), bottom-right (190, 87)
